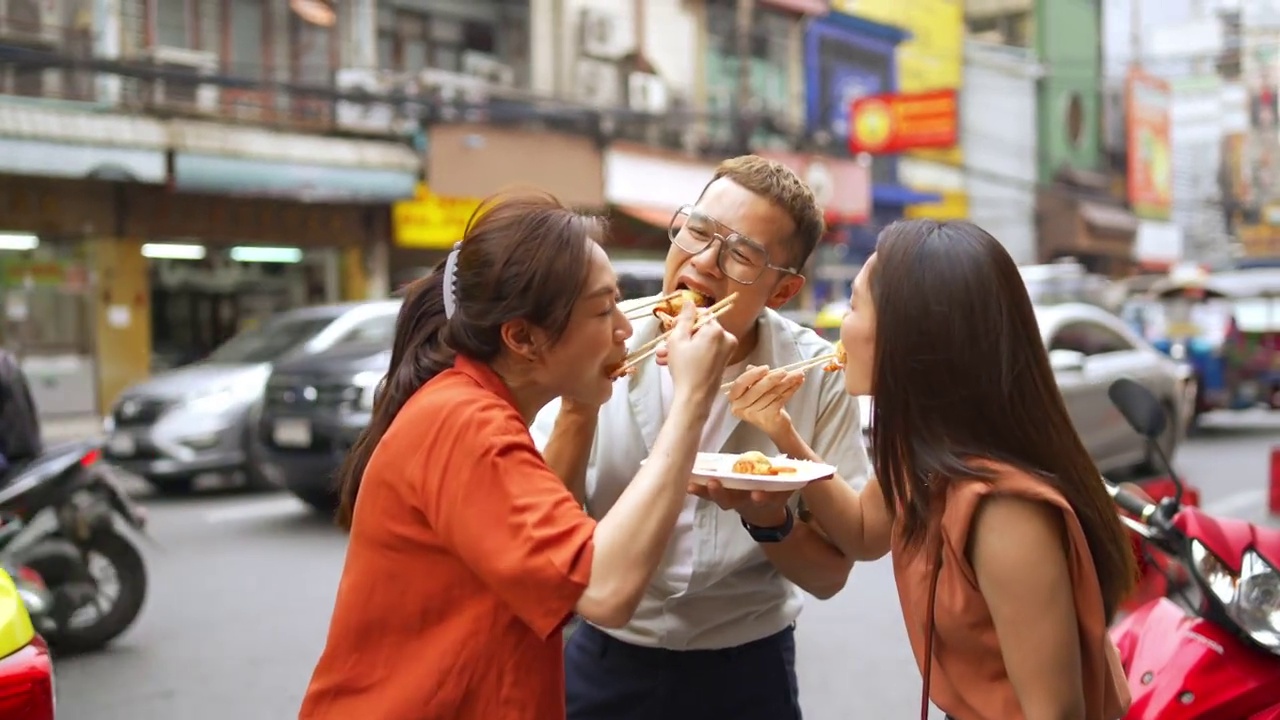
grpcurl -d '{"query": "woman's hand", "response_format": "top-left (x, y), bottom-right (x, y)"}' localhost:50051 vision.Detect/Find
top-left (725, 365), bottom-right (804, 443)
top-left (663, 303), bottom-right (737, 406)
top-left (690, 478), bottom-right (794, 527)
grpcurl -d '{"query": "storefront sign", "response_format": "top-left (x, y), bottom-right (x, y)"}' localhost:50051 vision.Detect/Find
top-left (833, 0), bottom-right (964, 165)
top-left (756, 151), bottom-right (871, 224)
top-left (392, 184), bottom-right (484, 250)
top-left (804, 16), bottom-right (902, 141)
top-left (603, 146), bottom-right (716, 215)
top-left (1126, 70), bottom-right (1173, 220)
top-left (849, 90), bottom-right (959, 155)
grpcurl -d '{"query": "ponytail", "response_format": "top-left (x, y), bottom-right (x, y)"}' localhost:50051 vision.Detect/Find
top-left (334, 265), bottom-right (456, 530)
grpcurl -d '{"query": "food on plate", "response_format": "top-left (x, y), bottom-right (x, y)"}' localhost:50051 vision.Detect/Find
top-left (730, 450), bottom-right (798, 476)
top-left (654, 289), bottom-right (714, 331)
top-left (823, 340), bottom-right (846, 373)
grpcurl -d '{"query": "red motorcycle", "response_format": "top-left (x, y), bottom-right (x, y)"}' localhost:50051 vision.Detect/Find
top-left (1106, 378), bottom-right (1280, 719)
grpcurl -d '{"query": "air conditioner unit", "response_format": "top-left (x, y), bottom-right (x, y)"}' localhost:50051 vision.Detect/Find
top-left (135, 45), bottom-right (219, 114)
top-left (627, 72), bottom-right (668, 114)
top-left (579, 9), bottom-right (618, 59)
top-left (461, 51), bottom-right (515, 88)
top-left (0, 0), bottom-right (60, 48)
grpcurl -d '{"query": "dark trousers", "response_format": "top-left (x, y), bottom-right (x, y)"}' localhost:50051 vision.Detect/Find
top-left (564, 622), bottom-right (802, 720)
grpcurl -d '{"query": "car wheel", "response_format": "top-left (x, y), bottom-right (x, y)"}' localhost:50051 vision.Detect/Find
top-left (294, 488), bottom-right (339, 519)
top-left (146, 475), bottom-right (195, 496)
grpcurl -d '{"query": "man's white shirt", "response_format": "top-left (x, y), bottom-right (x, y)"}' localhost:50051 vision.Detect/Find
top-left (530, 296), bottom-right (870, 651)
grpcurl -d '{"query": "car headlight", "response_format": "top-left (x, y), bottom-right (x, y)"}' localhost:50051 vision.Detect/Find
top-left (352, 371), bottom-right (384, 412)
top-left (188, 386), bottom-right (238, 413)
top-left (1191, 539), bottom-right (1280, 651)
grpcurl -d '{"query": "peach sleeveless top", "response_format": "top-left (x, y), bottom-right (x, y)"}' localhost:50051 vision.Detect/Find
top-left (890, 461), bottom-right (1130, 720)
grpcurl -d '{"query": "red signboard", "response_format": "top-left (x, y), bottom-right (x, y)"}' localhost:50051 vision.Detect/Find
top-left (848, 89), bottom-right (959, 155)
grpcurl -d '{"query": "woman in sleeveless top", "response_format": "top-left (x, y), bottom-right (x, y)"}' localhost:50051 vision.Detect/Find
top-left (780, 220), bottom-right (1135, 719)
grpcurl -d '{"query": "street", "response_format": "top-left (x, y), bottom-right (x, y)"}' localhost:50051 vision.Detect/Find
top-left (51, 413), bottom-right (1280, 720)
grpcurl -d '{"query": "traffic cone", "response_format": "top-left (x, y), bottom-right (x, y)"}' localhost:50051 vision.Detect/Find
top-left (1270, 447), bottom-right (1280, 515)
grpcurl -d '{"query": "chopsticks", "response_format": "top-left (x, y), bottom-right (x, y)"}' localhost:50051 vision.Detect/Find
top-left (623, 291), bottom-right (683, 320)
top-left (613, 293), bottom-right (738, 376)
top-left (718, 352), bottom-right (839, 392)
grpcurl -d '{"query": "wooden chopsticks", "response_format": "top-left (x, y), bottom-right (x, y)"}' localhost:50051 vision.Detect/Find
top-left (623, 291), bottom-right (683, 321)
top-left (612, 293), bottom-right (738, 376)
top-left (718, 352), bottom-right (839, 392)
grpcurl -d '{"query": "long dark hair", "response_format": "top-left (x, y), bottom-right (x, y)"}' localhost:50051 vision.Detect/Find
top-left (334, 191), bottom-right (606, 530)
top-left (868, 219), bottom-right (1136, 621)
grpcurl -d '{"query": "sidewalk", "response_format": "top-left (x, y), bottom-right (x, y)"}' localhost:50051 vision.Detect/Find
top-left (41, 414), bottom-right (106, 445)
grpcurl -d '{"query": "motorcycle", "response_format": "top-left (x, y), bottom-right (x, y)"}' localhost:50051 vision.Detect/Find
top-left (0, 440), bottom-right (150, 653)
top-left (0, 566), bottom-right (54, 720)
top-left (1105, 377), bottom-right (1280, 719)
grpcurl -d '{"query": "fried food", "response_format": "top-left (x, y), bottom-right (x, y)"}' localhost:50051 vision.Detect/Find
top-left (823, 340), bottom-right (847, 373)
top-left (730, 450), bottom-right (799, 476)
top-left (653, 289), bottom-right (713, 330)
top-left (654, 289), bottom-right (713, 317)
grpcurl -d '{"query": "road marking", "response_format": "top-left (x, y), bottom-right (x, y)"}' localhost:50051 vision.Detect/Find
top-left (1204, 489), bottom-right (1268, 517)
top-left (204, 497), bottom-right (307, 524)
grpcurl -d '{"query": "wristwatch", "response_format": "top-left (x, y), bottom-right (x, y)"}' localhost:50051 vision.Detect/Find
top-left (741, 505), bottom-right (795, 543)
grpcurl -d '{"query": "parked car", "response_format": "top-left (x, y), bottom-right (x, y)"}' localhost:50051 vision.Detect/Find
top-left (104, 301), bottom-right (400, 494)
top-left (253, 341), bottom-right (389, 515)
top-left (857, 302), bottom-right (1195, 475)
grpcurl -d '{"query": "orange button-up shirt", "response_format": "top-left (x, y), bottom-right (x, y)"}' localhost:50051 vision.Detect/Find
top-left (299, 355), bottom-right (597, 720)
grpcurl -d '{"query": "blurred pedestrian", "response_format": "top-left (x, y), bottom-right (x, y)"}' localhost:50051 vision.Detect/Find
top-left (298, 192), bottom-right (737, 720)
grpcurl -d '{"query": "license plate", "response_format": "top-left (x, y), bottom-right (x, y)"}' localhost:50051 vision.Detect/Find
top-left (107, 433), bottom-right (136, 457)
top-left (272, 418), bottom-right (312, 448)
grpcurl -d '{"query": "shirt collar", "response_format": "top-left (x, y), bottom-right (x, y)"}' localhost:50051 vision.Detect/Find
top-left (452, 353), bottom-right (518, 407)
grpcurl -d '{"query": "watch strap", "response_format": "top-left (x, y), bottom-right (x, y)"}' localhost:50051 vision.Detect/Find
top-left (741, 505), bottom-right (795, 543)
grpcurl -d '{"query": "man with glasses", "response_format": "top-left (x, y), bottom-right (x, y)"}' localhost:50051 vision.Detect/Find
top-left (532, 155), bottom-right (868, 720)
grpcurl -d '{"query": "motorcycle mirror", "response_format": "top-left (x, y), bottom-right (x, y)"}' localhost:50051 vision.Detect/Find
top-left (1107, 377), bottom-right (1167, 440)
top-left (1107, 377), bottom-right (1183, 506)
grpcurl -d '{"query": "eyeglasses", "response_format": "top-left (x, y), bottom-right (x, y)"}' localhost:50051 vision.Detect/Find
top-left (667, 205), bottom-right (799, 285)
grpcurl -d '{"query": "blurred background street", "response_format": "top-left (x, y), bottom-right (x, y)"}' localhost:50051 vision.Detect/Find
top-left (1, 0), bottom-right (1280, 717)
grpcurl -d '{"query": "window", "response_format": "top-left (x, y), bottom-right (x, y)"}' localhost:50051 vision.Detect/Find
top-left (1049, 321), bottom-right (1134, 357)
top-left (230, 0), bottom-right (264, 80)
top-left (376, 9), bottom-right (497, 73)
top-left (157, 0), bottom-right (191, 47)
top-left (335, 313), bottom-right (398, 347)
top-left (703, 0), bottom-right (793, 146)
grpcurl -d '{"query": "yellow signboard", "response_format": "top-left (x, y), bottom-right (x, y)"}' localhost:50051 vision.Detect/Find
top-left (392, 183), bottom-right (484, 250)
top-left (833, 0), bottom-right (966, 217)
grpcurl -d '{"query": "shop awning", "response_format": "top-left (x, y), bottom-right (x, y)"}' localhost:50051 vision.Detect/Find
top-left (872, 184), bottom-right (942, 207)
top-left (1079, 200), bottom-right (1138, 237)
top-left (0, 103), bottom-right (168, 182)
top-left (169, 120), bottom-right (420, 202)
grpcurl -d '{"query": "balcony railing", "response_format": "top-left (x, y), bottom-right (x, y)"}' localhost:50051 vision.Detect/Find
top-left (0, 40), bottom-right (810, 160)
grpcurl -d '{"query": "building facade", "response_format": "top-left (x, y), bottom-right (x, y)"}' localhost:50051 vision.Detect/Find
top-left (963, 40), bottom-right (1041, 264)
top-left (0, 0), bottom-right (422, 416)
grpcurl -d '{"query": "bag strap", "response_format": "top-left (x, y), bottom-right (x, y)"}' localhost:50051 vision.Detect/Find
top-left (920, 536), bottom-right (943, 720)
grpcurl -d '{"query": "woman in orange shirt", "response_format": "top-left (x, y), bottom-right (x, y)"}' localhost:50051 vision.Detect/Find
top-left (715, 220), bottom-right (1134, 719)
top-left (298, 193), bottom-right (737, 720)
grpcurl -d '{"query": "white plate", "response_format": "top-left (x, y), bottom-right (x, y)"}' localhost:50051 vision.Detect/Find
top-left (272, 417), bottom-right (313, 448)
top-left (687, 452), bottom-right (836, 491)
